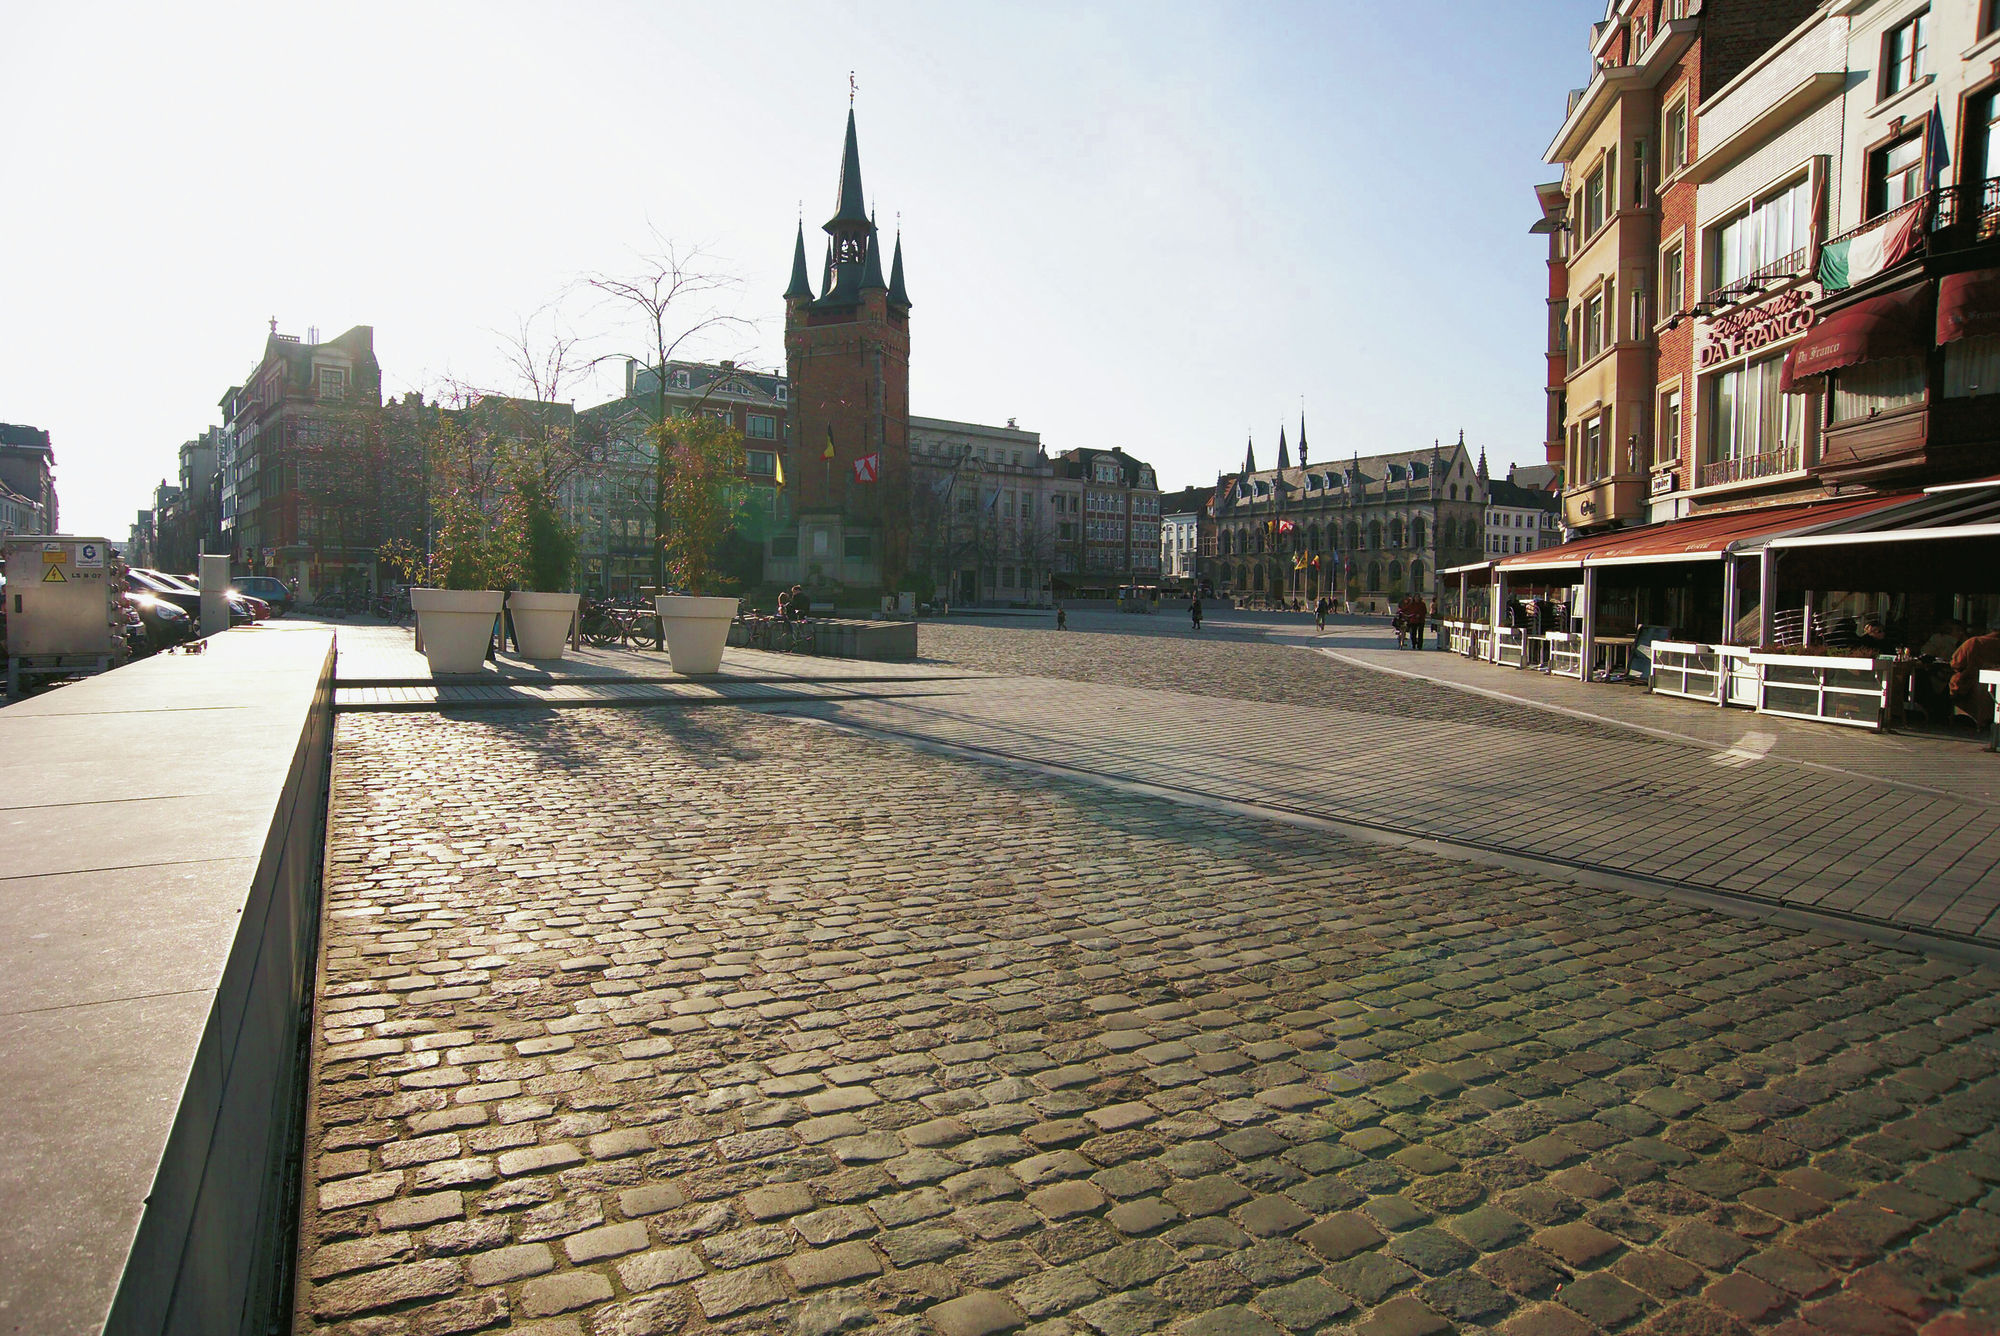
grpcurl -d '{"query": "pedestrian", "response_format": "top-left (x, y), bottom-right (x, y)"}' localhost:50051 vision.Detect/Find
top-left (1315, 595), bottom-right (1329, 632)
top-left (1190, 594), bottom-right (1203, 633)
top-left (1056, 599), bottom-right (1067, 631)
top-left (1410, 594), bottom-right (1429, 651)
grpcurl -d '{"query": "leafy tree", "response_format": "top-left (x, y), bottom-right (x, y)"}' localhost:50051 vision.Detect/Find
top-left (657, 414), bottom-right (745, 595)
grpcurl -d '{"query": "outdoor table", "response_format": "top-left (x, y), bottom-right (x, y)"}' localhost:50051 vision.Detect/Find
top-left (1592, 636), bottom-right (1635, 678)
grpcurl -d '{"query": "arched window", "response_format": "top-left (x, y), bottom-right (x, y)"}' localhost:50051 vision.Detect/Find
top-left (1308, 523), bottom-right (1322, 550)
top-left (1441, 516), bottom-right (1455, 547)
top-left (1367, 561), bottom-right (1382, 590)
top-left (1252, 565), bottom-right (1265, 591)
top-left (1449, 484), bottom-right (1458, 500)
top-left (1411, 559), bottom-right (1426, 589)
top-left (1368, 520), bottom-right (1382, 549)
top-left (1390, 518), bottom-right (1405, 548)
top-left (1346, 521), bottom-right (1359, 551)
top-left (1388, 560), bottom-right (1404, 593)
top-left (1411, 517), bottom-right (1427, 548)
top-left (1221, 530), bottom-right (1233, 556)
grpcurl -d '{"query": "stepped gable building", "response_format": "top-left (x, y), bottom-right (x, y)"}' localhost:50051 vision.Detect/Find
top-left (772, 107), bottom-right (912, 593)
top-left (1211, 425), bottom-right (1486, 611)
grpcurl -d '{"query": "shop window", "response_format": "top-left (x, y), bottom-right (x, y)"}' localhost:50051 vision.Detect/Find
top-left (771, 533), bottom-right (798, 557)
top-left (1868, 135), bottom-right (1925, 218)
top-left (1881, 10), bottom-right (1928, 100)
top-left (845, 533), bottom-right (873, 559)
top-left (1708, 355), bottom-right (1803, 465)
top-left (1831, 355), bottom-right (1927, 420)
top-left (1945, 336), bottom-right (2000, 398)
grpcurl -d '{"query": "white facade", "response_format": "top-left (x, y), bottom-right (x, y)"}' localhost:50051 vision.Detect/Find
top-left (1484, 504), bottom-right (1561, 556)
top-left (0, 486), bottom-right (44, 536)
top-left (1161, 508), bottom-right (1200, 579)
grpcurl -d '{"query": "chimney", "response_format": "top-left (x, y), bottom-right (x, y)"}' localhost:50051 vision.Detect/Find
top-left (307, 325), bottom-right (320, 345)
top-left (625, 358), bottom-right (637, 397)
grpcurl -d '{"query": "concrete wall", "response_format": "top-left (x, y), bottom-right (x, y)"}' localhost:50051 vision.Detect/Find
top-left (0, 626), bottom-right (336, 1335)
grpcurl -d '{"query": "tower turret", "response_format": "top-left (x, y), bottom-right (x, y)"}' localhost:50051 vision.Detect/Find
top-left (784, 222), bottom-right (815, 302)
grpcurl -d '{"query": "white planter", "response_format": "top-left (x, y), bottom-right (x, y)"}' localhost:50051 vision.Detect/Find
top-left (508, 591), bottom-right (580, 661)
top-left (410, 588), bottom-right (503, 674)
top-left (655, 595), bottom-right (739, 674)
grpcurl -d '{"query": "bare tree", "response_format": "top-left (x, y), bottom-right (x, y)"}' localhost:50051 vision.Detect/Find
top-left (585, 238), bottom-right (753, 590)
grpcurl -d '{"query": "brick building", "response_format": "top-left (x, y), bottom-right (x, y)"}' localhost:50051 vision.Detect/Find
top-left (1054, 447), bottom-right (1160, 593)
top-left (219, 325), bottom-right (419, 599)
top-left (1543, 0), bottom-right (1819, 537)
top-left (772, 109), bottom-right (912, 595)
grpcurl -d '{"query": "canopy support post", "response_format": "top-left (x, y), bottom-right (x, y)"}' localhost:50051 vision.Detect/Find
top-left (1581, 567), bottom-right (1598, 682)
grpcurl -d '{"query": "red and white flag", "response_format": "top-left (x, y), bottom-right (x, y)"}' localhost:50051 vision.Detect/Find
top-left (853, 453), bottom-right (880, 483)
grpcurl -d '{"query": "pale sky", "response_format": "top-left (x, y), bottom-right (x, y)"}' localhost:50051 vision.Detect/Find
top-left (2, 1), bottom-right (1596, 537)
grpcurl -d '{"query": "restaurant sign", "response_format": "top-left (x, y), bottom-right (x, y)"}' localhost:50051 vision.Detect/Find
top-left (1696, 283), bottom-right (1820, 368)
top-left (1650, 469), bottom-right (1676, 497)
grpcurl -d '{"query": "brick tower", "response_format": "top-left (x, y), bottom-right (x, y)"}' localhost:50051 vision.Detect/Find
top-left (780, 108), bottom-right (911, 593)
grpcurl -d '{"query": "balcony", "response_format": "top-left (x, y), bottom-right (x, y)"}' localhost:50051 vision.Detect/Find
top-left (1812, 177), bottom-right (2000, 288)
top-left (1697, 443), bottom-right (1803, 490)
top-left (1562, 474), bottom-right (1648, 531)
top-left (1703, 246), bottom-right (1813, 309)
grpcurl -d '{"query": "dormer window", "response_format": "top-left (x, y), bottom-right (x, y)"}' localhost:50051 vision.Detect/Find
top-left (316, 367), bottom-right (347, 400)
top-left (776, 384), bottom-right (789, 401)
top-left (671, 370), bottom-right (691, 390)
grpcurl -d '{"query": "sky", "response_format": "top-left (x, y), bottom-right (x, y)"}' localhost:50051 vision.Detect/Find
top-left (1, 1), bottom-right (1599, 538)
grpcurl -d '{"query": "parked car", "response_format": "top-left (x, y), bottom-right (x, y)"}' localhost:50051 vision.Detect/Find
top-left (122, 590), bottom-right (194, 651)
top-left (230, 575), bottom-right (293, 617)
top-left (125, 569), bottom-right (256, 626)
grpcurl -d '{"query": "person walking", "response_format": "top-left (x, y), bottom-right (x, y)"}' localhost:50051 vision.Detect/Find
top-left (1314, 595), bottom-right (1329, 632)
top-left (1055, 599), bottom-right (1068, 631)
top-left (1190, 594), bottom-right (1204, 633)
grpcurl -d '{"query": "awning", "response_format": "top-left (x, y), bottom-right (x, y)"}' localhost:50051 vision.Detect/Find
top-left (1938, 268), bottom-right (2000, 345)
top-left (1748, 475), bottom-right (2000, 551)
top-left (1779, 283), bottom-right (1929, 391)
top-left (1494, 492), bottom-right (1915, 574)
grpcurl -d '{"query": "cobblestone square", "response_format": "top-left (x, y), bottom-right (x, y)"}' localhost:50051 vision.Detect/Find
top-left (298, 697), bottom-right (2000, 1336)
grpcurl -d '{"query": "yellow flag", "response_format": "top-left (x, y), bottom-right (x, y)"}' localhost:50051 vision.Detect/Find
top-left (774, 453), bottom-right (786, 489)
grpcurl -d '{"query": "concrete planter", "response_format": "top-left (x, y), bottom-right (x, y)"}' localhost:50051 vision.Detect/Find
top-left (507, 591), bottom-right (580, 661)
top-left (655, 595), bottom-right (738, 674)
top-left (410, 588), bottom-right (503, 674)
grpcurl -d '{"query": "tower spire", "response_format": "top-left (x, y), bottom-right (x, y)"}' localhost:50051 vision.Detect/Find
top-left (1276, 424), bottom-right (1291, 471)
top-left (1298, 410), bottom-right (1309, 468)
top-left (1242, 433), bottom-right (1256, 476)
top-left (784, 221), bottom-right (814, 300)
top-left (861, 212), bottom-right (888, 290)
top-left (888, 228), bottom-right (910, 308)
top-left (828, 108), bottom-right (869, 230)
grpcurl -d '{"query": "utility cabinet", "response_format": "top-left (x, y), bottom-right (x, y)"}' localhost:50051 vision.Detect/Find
top-left (4, 536), bottom-right (126, 697)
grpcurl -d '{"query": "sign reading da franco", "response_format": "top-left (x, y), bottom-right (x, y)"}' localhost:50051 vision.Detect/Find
top-left (1696, 282), bottom-right (1820, 368)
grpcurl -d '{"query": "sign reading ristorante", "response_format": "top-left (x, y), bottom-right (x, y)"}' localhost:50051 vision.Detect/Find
top-left (1696, 282), bottom-right (1821, 368)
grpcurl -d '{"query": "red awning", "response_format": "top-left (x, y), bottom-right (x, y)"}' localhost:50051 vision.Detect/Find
top-left (1494, 492), bottom-right (1916, 573)
top-left (1938, 268), bottom-right (2000, 345)
top-left (1780, 283), bottom-right (1929, 391)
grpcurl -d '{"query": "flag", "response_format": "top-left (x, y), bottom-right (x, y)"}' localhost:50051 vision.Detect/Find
top-left (821, 426), bottom-right (835, 461)
top-left (1924, 98), bottom-right (1950, 194)
top-left (1817, 201), bottom-right (1926, 290)
top-left (774, 452), bottom-right (786, 490)
top-left (1293, 552), bottom-right (1307, 570)
top-left (853, 453), bottom-right (880, 483)
top-left (1278, 519), bottom-right (1295, 535)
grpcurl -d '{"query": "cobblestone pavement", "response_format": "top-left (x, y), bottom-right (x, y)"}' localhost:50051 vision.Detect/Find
top-left (300, 707), bottom-right (2000, 1336)
top-left (919, 621), bottom-right (1620, 740)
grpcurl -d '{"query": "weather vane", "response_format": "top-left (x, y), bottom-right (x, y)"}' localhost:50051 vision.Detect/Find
top-left (849, 72), bottom-right (857, 105)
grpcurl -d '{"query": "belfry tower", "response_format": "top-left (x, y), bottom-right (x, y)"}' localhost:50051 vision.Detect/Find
top-left (780, 107), bottom-right (911, 592)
